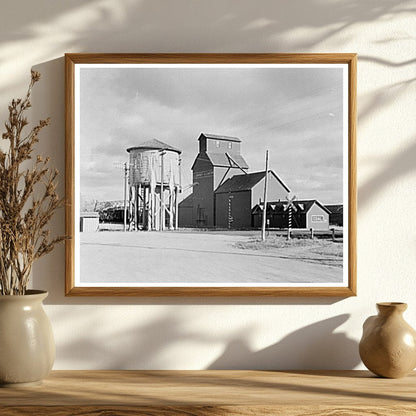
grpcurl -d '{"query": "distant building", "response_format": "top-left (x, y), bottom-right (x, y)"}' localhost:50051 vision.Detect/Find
top-left (325, 204), bottom-right (344, 226)
top-left (177, 193), bottom-right (194, 228)
top-left (95, 200), bottom-right (126, 223)
top-left (179, 133), bottom-right (290, 228)
top-left (252, 200), bottom-right (330, 230)
top-left (80, 212), bottom-right (99, 232)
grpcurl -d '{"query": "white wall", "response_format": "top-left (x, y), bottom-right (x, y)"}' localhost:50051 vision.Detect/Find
top-left (1, 0), bottom-right (415, 370)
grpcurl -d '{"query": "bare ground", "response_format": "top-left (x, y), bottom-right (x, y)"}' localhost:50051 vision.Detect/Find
top-left (235, 236), bottom-right (343, 268)
top-left (79, 229), bottom-right (344, 284)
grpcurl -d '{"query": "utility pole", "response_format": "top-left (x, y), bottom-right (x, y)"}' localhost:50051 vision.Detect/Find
top-left (261, 150), bottom-right (269, 242)
top-left (114, 161), bottom-right (130, 231)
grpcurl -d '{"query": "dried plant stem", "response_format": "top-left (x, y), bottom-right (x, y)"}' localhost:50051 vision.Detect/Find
top-left (0, 71), bottom-right (65, 295)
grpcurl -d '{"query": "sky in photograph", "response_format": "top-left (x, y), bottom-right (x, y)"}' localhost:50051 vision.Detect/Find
top-left (79, 65), bottom-right (345, 205)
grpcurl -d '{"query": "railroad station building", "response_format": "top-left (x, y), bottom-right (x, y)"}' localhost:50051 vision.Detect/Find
top-left (252, 200), bottom-right (331, 230)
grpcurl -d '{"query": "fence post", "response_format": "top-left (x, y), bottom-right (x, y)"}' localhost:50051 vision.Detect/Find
top-left (310, 228), bottom-right (314, 239)
top-left (331, 228), bottom-right (335, 241)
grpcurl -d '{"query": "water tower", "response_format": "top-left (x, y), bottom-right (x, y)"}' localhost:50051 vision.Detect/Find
top-left (126, 139), bottom-right (182, 231)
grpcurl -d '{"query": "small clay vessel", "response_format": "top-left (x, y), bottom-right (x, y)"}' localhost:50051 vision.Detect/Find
top-left (359, 302), bottom-right (416, 378)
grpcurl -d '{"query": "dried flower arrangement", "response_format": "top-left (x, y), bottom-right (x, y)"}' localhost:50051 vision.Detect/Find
top-left (0, 71), bottom-right (64, 295)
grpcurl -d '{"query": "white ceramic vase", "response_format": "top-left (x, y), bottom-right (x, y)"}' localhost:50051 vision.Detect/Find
top-left (0, 290), bottom-right (55, 387)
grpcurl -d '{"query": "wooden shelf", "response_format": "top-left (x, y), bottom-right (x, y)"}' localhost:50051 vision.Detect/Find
top-left (1, 370), bottom-right (415, 415)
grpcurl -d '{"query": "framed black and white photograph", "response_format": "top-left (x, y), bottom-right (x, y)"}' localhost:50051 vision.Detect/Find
top-left (65, 53), bottom-right (356, 296)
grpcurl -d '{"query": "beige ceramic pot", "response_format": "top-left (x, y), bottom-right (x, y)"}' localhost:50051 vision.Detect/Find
top-left (0, 290), bottom-right (55, 387)
top-left (359, 302), bottom-right (416, 378)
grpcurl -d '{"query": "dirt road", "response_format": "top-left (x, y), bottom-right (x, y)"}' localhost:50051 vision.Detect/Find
top-left (80, 230), bottom-right (344, 284)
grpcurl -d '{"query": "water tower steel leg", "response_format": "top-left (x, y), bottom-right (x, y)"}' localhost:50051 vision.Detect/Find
top-left (161, 190), bottom-right (166, 231)
top-left (130, 185), bottom-right (134, 230)
top-left (148, 186), bottom-right (153, 230)
top-left (130, 185), bottom-right (134, 231)
top-left (133, 185), bottom-right (138, 231)
top-left (148, 187), bottom-right (151, 230)
top-left (169, 189), bottom-right (174, 231)
top-left (155, 189), bottom-right (160, 231)
top-left (143, 186), bottom-right (147, 230)
top-left (175, 186), bottom-right (179, 230)
top-left (123, 162), bottom-right (127, 232)
top-left (127, 186), bottom-right (132, 231)
top-left (138, 183), bottom-right (142, 229)
top-left (153, 189), bottom-right (157, 230)
top-left (160, 152), bottom-right (164, 231)
top-left (151, 190), bottom-right (153, 230)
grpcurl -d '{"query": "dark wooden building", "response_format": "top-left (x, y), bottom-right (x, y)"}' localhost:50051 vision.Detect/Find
top-left (214, 171), bottom-right (290, 229)
top-left (177, 193), bottom-right (194, 228)
top-left (188, 133), bottom-right (250, 227)
top-left (252, 200), bottom-right (330, 230)
top-left (178, 133), bottom-right (290, 229)
top-left (325, 204), bottom-right (344, 226)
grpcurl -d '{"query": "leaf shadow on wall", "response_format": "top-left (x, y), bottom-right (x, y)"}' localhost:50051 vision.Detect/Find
top-left (52, 309), bottom-right (360, 370)
top-left (356, 55), bottom-right (416, 210)
top-left (358, 139), bottom-right (416, 210)
top-left (0, 0), bottom-right (414, 97)
top-left (207, 314), bottom-right (360, 370)
top-left (53, 311), bottom-right (216, 369)
top-left (30, 57), bottom-right (67, 301)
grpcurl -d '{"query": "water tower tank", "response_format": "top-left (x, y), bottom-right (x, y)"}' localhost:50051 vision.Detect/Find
top-left (126, 139), bottom-right (182, 186)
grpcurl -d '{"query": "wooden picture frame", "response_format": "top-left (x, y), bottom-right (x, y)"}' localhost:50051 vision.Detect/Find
top-left (65, 53), bottom-right (356, 296)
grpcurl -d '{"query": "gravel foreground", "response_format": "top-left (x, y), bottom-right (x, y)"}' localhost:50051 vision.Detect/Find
top-left (80, 230), bottom-right (344, 284)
